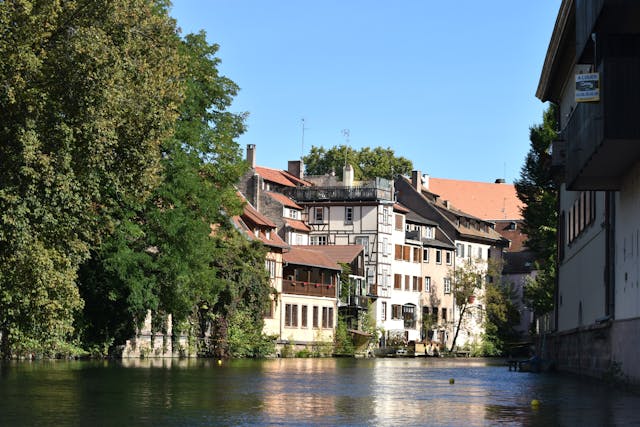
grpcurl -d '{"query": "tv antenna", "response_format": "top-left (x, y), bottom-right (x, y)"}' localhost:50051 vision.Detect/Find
top-left (341, 129), bottom-right (350, 167)
top-left (301, 118), bottom-right (308, 159)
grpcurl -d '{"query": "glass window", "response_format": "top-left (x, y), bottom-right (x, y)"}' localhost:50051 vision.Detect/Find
top-left (301, 305), bottom-right (308, 328)
top-left (381, 302), bottom-right (387, 321)
top-left (345, 206), bottom-right (353, 224)
top-left (313, 306), bottom-right (319, 328)
top-left (423, 248), bottom-right (429, 263)
top-left (445, 251), bottom-right (452, 265)
top-left (444, 278), bottom-right (451, 294)
top-left (424, 276), bottom-right (431, 293)
top-left (436, 250), bottom-right (442, 264)
top-left (314, 207), bottom-right (324, 223)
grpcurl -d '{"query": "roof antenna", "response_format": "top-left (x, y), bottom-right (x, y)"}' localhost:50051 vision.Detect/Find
top-left (342, 129), bottom-right (350, 167)
top-left (301, 118), bottom-right (308, 160)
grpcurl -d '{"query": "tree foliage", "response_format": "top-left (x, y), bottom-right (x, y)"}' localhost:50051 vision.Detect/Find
top-left (515, 105), bottom-right (558, 319)
top-left (303, 145), bottom-right (412, 180)
top-left (0, 0), bottom-right (182, 358)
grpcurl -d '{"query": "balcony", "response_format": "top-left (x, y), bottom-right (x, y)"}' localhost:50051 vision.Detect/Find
top-left (282, 280), bottom-right (336, 298)
top-left (284, 178), bottom-right (393, 202)
top-left (564, 55), bottom-right (640, 190)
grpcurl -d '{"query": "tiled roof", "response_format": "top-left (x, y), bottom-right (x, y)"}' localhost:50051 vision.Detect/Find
top-left (232, 192), bottom-right (289, 249)
top-left (284, 219), bottom-right (310, 232)
top-left (495, 220), bottom-right (528, 252)
top-left (428, 177), bottom-right (523, 221)
top-left (241, 199), bottom-right (276, 228)
top-left (293, 245), bottom-right (364, 265)
top-left (255, 166), bottom-right (312, 188)
top-left (284, 246), bottom-right (342, 270)
top-left (393, 203), bottom-right (410, 213)
top-left (266, 191), bottom-right (302, 209)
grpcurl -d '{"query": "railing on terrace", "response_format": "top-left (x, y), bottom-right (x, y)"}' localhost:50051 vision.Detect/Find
top-left (282, 280), bottom-right (336, 298)
top-left (285, 178), bottom-right (393, 202)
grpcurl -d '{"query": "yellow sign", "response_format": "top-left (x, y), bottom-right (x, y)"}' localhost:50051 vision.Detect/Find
top-left (575, 73), bottom-right (600, 102)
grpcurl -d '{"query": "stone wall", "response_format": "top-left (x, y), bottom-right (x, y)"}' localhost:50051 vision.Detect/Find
top-left (121, 311), bottom-right (194, 358)
top-left (542, 317), bottom-right (640, 386)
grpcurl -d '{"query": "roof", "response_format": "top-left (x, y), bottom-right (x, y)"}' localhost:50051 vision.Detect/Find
top-left (405, 210), bottom-right (439, 227)
top-left (255, 166), bottom-right (312, 188)
top-left (428, 177), bottom-right (523, 221)
top-left (232, 192), bottom-right (289, 249)
top-left (495, 220), bottom-right (528, 252)
top-left (241, 199), bottom-right (276, 228)
top-left (393, 202), bottom-right (410, 213)
top-left (284, 218), bottom-right (311, 232)
top-left (294, 245), bottom-right (364, 265)
top-left (283, 246), bottom-right (342, 270)
top-left (536, 0), bottom-right (573, 101)
top-left (266, 191), bottom-right (302, 209)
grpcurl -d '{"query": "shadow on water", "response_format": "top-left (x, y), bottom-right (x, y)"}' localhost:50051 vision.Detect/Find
top-left (0, 358), bottom-right (639, 426)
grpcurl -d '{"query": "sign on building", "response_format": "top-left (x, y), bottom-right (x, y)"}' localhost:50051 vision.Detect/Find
top-left (575, 73), bottom-right (600, 102)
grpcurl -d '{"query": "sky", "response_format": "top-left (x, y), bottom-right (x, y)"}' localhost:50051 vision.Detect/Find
top-left (169, 1), bottom-right (562, 184)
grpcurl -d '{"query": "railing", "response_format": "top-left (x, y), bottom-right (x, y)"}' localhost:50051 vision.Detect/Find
top-left (282, 280), bottom-right (336, 298)
top-left (285, 180), bottom-right (393, 202)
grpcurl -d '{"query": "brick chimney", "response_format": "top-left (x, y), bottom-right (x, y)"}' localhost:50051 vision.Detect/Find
top-left (246, 144), bottom-right (256, 169)
top-left (287, 160), bottom-right (303, 180)
top-left (411, 170), bottom-right (422, 193)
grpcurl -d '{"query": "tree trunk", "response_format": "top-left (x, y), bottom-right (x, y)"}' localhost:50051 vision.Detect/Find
top-left (449, 306), bottom-right (466, 352)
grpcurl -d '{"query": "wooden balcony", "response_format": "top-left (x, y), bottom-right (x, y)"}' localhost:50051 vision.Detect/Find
top-left (282, 280), bottom-right (337, 298)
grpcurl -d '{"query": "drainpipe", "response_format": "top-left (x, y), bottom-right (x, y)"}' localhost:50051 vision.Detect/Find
top-left (605, 191), bottom-right (615, 318)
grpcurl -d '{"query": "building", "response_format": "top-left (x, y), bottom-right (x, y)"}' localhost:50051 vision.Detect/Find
top-left (395, 172), bottom-right (508, 350)
top-left (427, 176), bottom-right (535, 338)
top-left (537, 0), bottom-right (640, 383)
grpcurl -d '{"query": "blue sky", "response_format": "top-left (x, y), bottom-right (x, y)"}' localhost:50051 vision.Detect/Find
top-left (170, 1), bottom-right (561, 183)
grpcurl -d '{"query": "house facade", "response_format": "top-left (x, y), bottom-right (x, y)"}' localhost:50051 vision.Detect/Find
top-left (395, 172), bottom-right (508, 350)
top-left (537, 0), bottom-right (640, 383)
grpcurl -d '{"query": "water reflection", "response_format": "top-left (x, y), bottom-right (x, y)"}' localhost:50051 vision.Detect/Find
top-left (0, 358), bottom-right (639, 426)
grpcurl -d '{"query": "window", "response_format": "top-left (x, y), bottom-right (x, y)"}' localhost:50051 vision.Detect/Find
top-left (314, 207), bottom-right (324, 223)
top-left (310, 235), bottom-right (327, 245)
top-left (442, 308), bottom-right (447, 322)
top-left (383, 207), bottom-right (390, 225)
top-left (381, 302), bottom-right (387, 321)
top-left (403, 245), bottom-right (410, 261)
top-left (355, 236), bottom-right (369, 257)
top-left (313, 306), bottom-right (319, 328)
top-left (285, 304), bottom-right (298, 327)
top-left (425, 227), bottom-right (434, 239)
top-left (301, 305), bottom-right (308, 328)
top-left (403, 304), bottom-right (416, 329)
top-left (265, 230), bottom-right (271, 240)
top-left (404, 275), bottom-right (411, 291)
top-left (444, 278), bottom-right (451, 294)
top-left (456, 243), bottom-right (464, 258)
top-left (424, 276), bottom-right (431, 292)
top-left (435, 250), bottom-right (442, 264)
top-left (288, 208), bottom-right (299, 219)
top-left (413, 247), bottom-right (421, 263)
top-left (467, 245), bottom-right (472, 259)
top-left (413, 276), bottom-right (422, 292)
top-left (345, 206), bottom-right (353, 224)
top-left (391, 304), bottom-right (402, 319)
top-left (322, 307), bottom-right (334, 328)
top-left (394, 274), bottom-right (402, 290)
top-left (395, 214), bottom-right (403, 230)
top-left (395, 244), bottom-right (403, 260)
top-left (477, 247), bottom-right (483, 259)
top-left (265, 259), bottom-right (276, 279)
top-left (445, 251), bottom-right (452, 265)
top-left (431, 306), bottom-right (438, 323)
top-left (423, 248), bottom-right (429, 263)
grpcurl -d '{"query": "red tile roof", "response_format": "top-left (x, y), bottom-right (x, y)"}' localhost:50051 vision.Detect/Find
top-left (284, 219), bottom-right (311, 232)
top-left (427, 177), bottom-right (523, 221)
top-left (266, 191), bottom-right (302, 209)
top-left (284, 246), bottom-right (341, 270)
top-left (255, 166), bottom-right (312, 188)
top-left (393, 202), bottom-right (410, 213)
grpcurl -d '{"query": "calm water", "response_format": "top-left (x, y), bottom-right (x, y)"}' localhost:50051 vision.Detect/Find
top-left (1, 357), bottom-right (639, 426)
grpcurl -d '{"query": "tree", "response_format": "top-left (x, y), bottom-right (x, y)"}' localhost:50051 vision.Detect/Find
top-left (76, 31), bottom-right (251, 355)
top-left (0, 0), bottom-right (182, 358)
top-left (449, 259), bottom-right (486, 352)
top-left (514, 105), bottom-right (558, 322)
top-left (303, 145), bottom-right (412, 180)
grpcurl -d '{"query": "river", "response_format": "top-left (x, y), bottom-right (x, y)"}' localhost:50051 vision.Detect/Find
top-left (1, 357), bottom-right (638, 426)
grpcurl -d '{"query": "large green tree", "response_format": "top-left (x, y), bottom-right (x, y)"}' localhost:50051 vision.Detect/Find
top-left (303, 145), bottom-right (412, 180)
top-left (514, 105), bottom-right (558, 320)
top-left (75, 30), bottom-right (250, 354)
top-left (0, 0), bottom-right (182, 357)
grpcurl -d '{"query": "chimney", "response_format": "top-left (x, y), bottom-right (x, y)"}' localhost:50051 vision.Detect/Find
top-left (343, 164), bottom-right (354, 187)
top-left (411, 170), bottom-right (422, 193)
top-left (494, 178), bottom-right (506, 184)
top-left (288, 160), bottom-right (304, 180)
top-left (246, 144), bottom-right (256, 169)
top-left (422, 173), bottom-right (429, 190)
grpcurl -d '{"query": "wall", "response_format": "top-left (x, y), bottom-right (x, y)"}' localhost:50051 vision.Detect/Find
top-left (615, 161), bottom-right (640, 320)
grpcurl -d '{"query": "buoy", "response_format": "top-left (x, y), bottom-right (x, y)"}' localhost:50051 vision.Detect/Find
top-left (217, 359), bottom-right (222, 366)
top-left (531, 399), bottom-right (540, 408)
top-left (449, 378), bottom-right (455, 384)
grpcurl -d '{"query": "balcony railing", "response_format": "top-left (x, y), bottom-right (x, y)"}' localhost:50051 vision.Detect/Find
top-left (282, 280), bottom-right (336, 298)
top-left (285, 178), bottom-right (393, 202)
